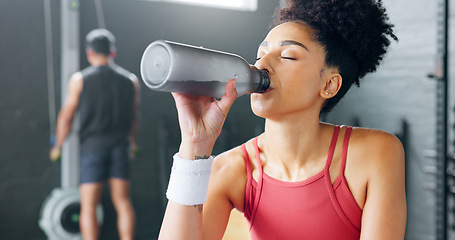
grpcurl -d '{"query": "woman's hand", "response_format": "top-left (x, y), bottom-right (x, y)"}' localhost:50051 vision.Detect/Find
top-left (172, 79), bottom-right (238, 159)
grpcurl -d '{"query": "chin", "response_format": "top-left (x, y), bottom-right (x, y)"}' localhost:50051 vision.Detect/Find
top-left (250, 93), bottom-right (276, 118)
top-left (251, 102), bottom-right (271, 119)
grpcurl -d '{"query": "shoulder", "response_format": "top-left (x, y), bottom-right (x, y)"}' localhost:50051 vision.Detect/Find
top-left (348, 127), bottom-right (405, 178)
top-left (111, 64), bottom-right (138, 81)
top-left (212, 144), bottom-right (247, 179)
top-left (210, 141), bottom-right (251, 209)
top-left (350, 127), bottom-right (404, 158)
top-left (212, 137), bottom-right (257, 174)
top-left (116, 65), bottom-right (140, 90)
top-left (61, 72), bottom-right (84, 109)
top-left (68, 72), bottom-right (84, 92)
top-left (70, 71), bottom-right (83, 81)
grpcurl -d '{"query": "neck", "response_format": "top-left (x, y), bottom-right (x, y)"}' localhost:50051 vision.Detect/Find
top-left (261, 111), bottom-right (332, 176)
top-left (90, 56), bottom-right (111, 66)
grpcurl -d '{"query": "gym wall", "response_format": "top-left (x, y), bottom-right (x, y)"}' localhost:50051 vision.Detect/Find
top-left (324, 0), bottom-right (450, 239)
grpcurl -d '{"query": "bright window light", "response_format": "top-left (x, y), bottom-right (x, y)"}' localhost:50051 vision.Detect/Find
top-left (152, 0), bottom-right (257, 11)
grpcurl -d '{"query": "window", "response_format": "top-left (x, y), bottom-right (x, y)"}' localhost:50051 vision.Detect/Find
top-left (149, 0), bottom-right (257, 11)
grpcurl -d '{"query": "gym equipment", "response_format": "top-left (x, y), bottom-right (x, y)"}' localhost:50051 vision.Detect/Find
top-left (40, 1), bottom-right (104, 238)
top-left (39, 188), bottom-right (103, 240)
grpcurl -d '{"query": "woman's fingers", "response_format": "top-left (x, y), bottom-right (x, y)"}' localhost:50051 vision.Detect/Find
top-left (216, 79), bottom-right (238, 117)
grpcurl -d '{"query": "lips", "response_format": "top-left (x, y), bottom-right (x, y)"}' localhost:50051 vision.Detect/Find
top-left (254, 87), bottom-right (273, 95)
top-left (262, 87), bottom-right (272, 93)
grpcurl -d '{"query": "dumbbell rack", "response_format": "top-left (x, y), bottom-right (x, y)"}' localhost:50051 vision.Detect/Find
top-left (431, 0), bottom-right (450, 239)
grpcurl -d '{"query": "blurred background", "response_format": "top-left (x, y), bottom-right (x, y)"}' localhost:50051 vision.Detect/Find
top-left (0, 0), bottom-right (452, 239)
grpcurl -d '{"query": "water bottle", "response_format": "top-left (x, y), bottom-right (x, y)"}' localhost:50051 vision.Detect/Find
top-left (140, 40), bottom-right (270, 98)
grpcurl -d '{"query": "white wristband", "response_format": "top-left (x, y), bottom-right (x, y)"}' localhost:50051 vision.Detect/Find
top-left (166, 153), bottom-right (214, 206)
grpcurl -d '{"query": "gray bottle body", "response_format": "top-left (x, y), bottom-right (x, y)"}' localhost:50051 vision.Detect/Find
top-left (140, 40), bottom-right (270, 98)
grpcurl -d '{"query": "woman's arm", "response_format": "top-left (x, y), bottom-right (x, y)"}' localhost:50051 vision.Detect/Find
top-left (160, 149), bottom-right (245, 240)
top-left (203, 148), bottom-right (248, 239)
top-left (359, 131), bottom-right (407, 240)
top-left (158, 80), bottom-right (238, 240)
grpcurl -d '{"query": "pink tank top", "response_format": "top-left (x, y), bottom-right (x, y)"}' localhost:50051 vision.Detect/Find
top-left (241, 126), bottom-right (362, 240)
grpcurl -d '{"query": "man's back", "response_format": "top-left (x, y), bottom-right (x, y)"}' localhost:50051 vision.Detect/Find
top-left (79, 64), bottom-right (135, 152)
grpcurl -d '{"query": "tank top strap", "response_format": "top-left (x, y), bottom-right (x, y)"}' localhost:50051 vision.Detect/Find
top-left (241, 143), bottom-right (252, 181)
top-left (241, 142), bottom-right (254, 222)
top-left (324, 125), bottom-right (360, 234)
top-left (246, 136), bottom-right (264, 230)
top-left (324, 125), bottom-right (341, 171)
top-left (253, 137), bottom-right (263, 174)
top-left (340, 126), bottom-right (353, 175)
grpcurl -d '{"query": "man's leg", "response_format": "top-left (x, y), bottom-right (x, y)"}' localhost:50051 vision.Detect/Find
top-left (79, 182), bottom-right (104, 240)
top-left (109, 178), bottom-right (135, 240)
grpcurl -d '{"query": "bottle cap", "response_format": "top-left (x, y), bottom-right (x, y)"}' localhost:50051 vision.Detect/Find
top-left (256, 69), bottom-right (270, 93)
top-left (141, 41), bottom-right (171, 87)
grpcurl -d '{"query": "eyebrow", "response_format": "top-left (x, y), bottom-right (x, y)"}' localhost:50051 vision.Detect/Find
top-left (260, 40), bottom-right (310, 52)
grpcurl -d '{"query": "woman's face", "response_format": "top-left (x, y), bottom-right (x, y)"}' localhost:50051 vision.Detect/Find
top-left (251, 22), bottom-right (335, 120)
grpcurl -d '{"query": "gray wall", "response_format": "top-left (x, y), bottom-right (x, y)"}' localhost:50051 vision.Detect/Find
top-left (0, 0), bottom-right (276, 239)
top-left (324, 0), bottom-right (445, 239)
top-left (0, 0), bottom-right (62, 239)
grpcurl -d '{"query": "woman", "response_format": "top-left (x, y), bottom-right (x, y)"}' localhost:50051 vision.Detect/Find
top-left (159, 0), bottom-right (406, 239)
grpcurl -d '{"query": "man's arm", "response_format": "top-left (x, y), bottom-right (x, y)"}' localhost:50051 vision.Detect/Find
top-left (50, 72), bottom-right (83, 159)
top-left (129, 73), bottom-right (140, 148)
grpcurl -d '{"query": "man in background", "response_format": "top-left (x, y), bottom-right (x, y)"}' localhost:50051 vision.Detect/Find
top-left (50, 28), bottom-right (140, 240)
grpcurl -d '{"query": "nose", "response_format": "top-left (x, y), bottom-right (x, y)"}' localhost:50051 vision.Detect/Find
top-left (254, 55), bottom-right (273, 75)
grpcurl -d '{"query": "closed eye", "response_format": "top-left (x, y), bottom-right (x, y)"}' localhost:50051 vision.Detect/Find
top-left (256, 56), bottom-right (296, 61)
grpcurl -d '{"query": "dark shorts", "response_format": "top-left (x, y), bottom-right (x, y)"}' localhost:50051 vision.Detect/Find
top-left (80, 141), bottom-right (131, 184)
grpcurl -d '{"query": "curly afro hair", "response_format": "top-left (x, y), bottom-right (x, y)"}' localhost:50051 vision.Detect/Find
top-left (273, 0), bottom-right (398, 114)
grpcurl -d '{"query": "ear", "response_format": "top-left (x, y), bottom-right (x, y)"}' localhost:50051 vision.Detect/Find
top-left (86, 49), bottom-right (94, 63)
top-left (320, 74), bottom-right (342, 99)
top-left (86, 49), bottom-right (94, 57)
top-left (109, 50), bottom-right (116, 59)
